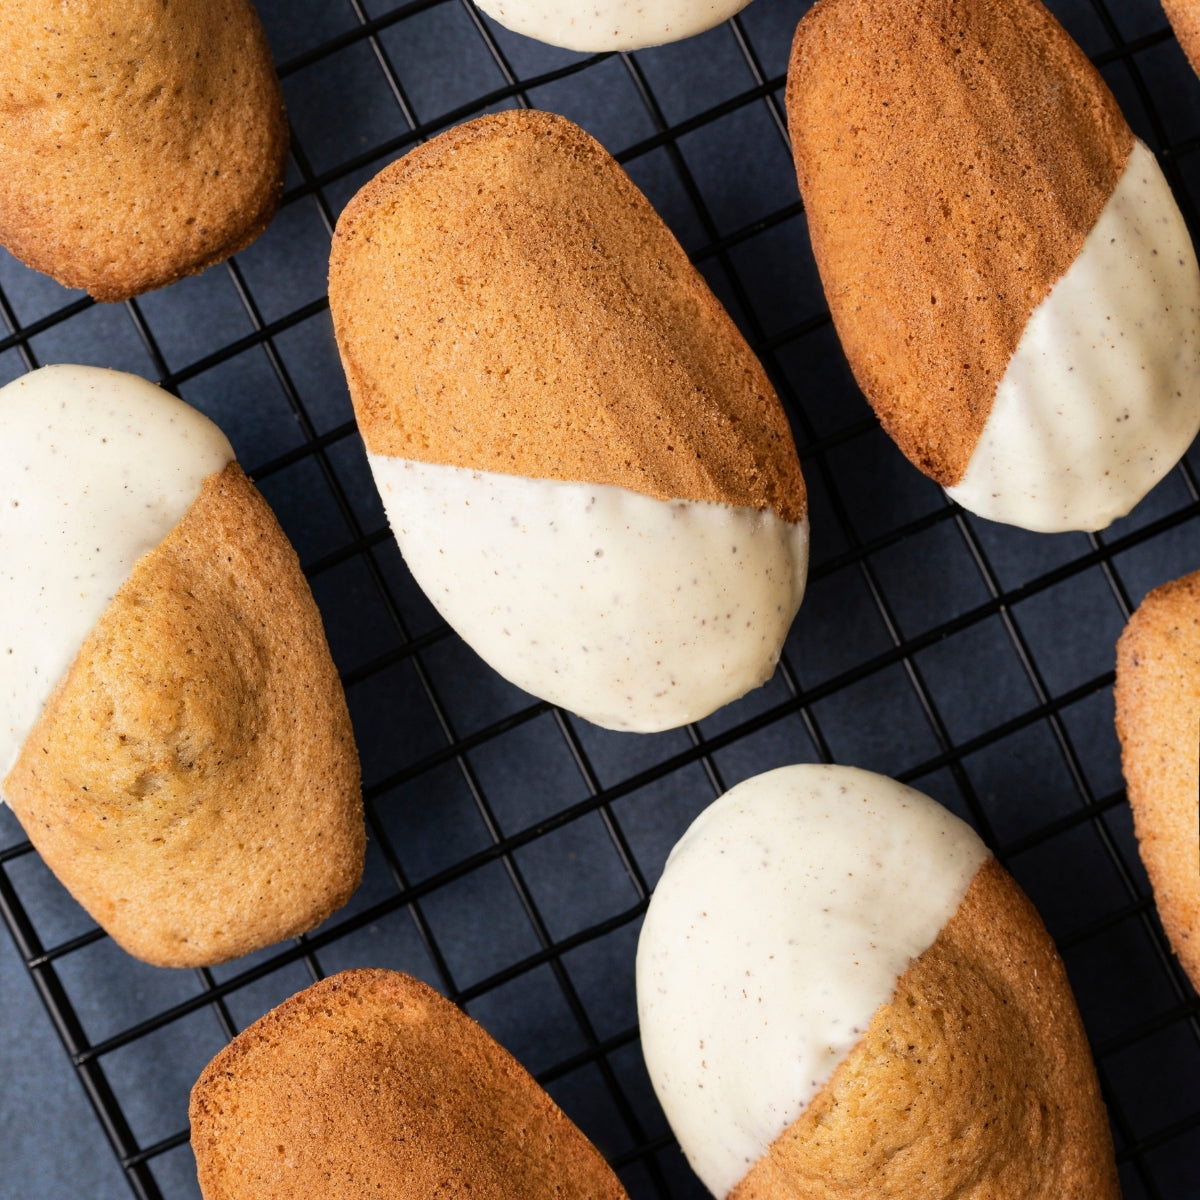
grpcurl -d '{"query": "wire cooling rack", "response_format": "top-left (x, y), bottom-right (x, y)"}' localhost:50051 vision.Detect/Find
top-left (2, 0), bottom-right (1200, 1196)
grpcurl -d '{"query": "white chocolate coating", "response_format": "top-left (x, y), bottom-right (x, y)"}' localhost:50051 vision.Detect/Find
top-left (946, 141), bottom-right (1200, 533)
top-left (474, 0), bottom-right (753, 51)
top-left (368, 457), bottom-right (809, 732)
top-left (636, 764), bottom-right (990, 1198)
top-left (0, 365), bottom-right (233, 780)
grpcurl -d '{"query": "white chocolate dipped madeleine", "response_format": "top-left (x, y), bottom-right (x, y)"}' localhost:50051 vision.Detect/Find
top-left (329, 110), bottom-right (808, 733)
top-left (1, 365), bottom-right (364, 968)
top-left (787, 0), bottom-right (1200, 533)
top-left (1115, 570), bottom-right (1200, 992)
top-left (189, 969), bottom-right (630, 1200)
top-left (636, 764), bottom-right (1119, 1199)
top-left (474, 0), bottom-right (754, 52)
top-left (0, 0), bottom-right (287, 302)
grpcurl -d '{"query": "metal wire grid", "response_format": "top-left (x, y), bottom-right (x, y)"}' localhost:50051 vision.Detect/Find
top-left (1, 0), bottom-right (1199, 1195)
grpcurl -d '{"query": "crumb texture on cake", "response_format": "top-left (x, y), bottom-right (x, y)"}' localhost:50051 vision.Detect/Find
top-left (1115, 570), bottom-right (1200, 991)
top-left (730, 858), bottom-right (1119, 1199)
top-left (329, 109), bottom-right (805, 524)
top-left (0, 0), bottom-right (288, 301)
top-left (787, 0), bottom-right (1133, 486)
top-left (189, 969), bottom-right (629, 1199)
top-left (1163, 0), bottom-right (1200, 77)
top-left (3, 463), bottom-right (364, 968)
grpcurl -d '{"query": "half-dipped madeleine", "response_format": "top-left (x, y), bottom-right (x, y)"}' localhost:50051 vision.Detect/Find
top-left (330, 110), bottom-right (808, 732)
top-left (636, 764), bottom-right (1118, 1198)
top-left (1, 365), bottom-right (364, 967)
top-left (787, 0), bottom-right (1200, 532)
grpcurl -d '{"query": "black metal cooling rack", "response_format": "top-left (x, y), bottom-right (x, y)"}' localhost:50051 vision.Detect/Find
top-left (2, 0), bottom-right (1200, 1196)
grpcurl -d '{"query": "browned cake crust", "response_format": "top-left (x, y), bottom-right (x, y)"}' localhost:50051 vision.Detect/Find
top-left (0, 0), bottom-right (288, 302)
top-left (3, 463), bottom-right (364, 968)
top-left (1115, 570), bottom-right (1200, 991)
top-left (731, 858), bottom-right (1118, 1200)
top-left (786, 0), bottom-right (1133, 487)
top-left (189, 969), bottom-right (630, 1200)
top-left (1163, 0), bottom-right (1200, 78)
top-left (329, 110), bottom-right (806, 524)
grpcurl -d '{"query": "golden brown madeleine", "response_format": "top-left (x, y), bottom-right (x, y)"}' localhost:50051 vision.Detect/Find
top-left (189, 969), bottom-right (629, 1199)
top-left (0, 0), bottom-right (287, 301)
top-left (786, 0), bottom-right (1200, 536)
top-left (327, 110), bottom-right (810, 733)
top-left (1115, 570), bottom-right (1200, 992)
top-left (637, 765), bottom-right (1117, 1200)
top-left (329, 109), bottom-right (804, 522)
top-left (1163, 0), bottom-right (1200, 78)
top-left (787, 0), bottom-right (1131, 488)
top-left (731, 861), bottom-right (1118, 1200)
top-left (5, 464), bottom-right (364, 968)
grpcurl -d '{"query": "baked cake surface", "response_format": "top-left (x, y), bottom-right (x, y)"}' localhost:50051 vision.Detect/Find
top-left (0, 0), bottom-right (287, 301)
top-left (4, 463), bottom-right (364, 967)
top-left (329, 109), bottom-right (805, 523)
top-left (730, 858), bottom-right (1118, 1199)
top-left (1163, 0), bottom-right (1200, 78)
top-left (189, 968), bottom-right (629, 1199)
top-left (787, 0), bottom-right (1132, 487)
top-left (1115, 570), bottom-right (1200, 991)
